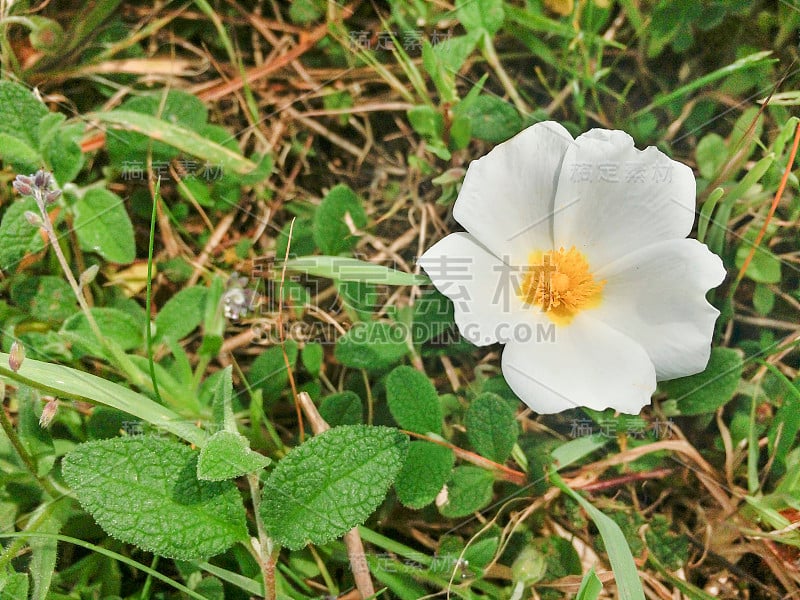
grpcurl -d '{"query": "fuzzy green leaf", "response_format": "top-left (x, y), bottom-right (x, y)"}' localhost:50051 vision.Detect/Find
top-left (465, 392), bottom-right (519, 463)
top-left (438, 465), bottom-right (494, 518)
top-left (197, 431), bottom-right (271, 481)
top-left (260, 425), bottom-right (408, 550)
top-left (319, 391), bottom-right (363, 426)
top-left (334, 321), bottom-right (409, 370)
top-left (61, 307), bottom-right (143, 357)
top-left (0, 80), bottom-right (48, 148)
top-left (62, 437), bottom-right (248, 560)
top-left (154, 285), bottom-right (207, 343)
top-left (456, 0), bottom-right (505, 35)
top-left (386, 365), bottom-right (442, 434)
top-left (312, 184), bottom-right (367, 255)
top-left (661, 348), bottom-right (743, 416)
top-left (0, 197), bottom-right (46, 273)
top-left (394, 441), bottom-right (454, 509)
top-left (73, 189), bottom-right (136, 264)
top-left (249, 340), bottom-right (298, 403)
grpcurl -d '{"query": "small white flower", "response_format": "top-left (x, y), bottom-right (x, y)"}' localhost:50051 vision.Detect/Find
top-left (418, 122), bottom-right (726, 414)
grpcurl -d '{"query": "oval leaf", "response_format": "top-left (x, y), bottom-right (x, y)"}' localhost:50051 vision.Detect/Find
top-left (465, 392), bottom-right (519, 463)
top-left (386, 365), bottom-right (443, 434)
top-left (62, 437), bottom-right (248, 560)
top-left (260, 425), bottom-right (408, 550)
top-left (395, 441), bottom-right (454, 509)
top-left (197, 431), bottom-right (271, 481)
top-left (73, 189), bottom-right (135, 264)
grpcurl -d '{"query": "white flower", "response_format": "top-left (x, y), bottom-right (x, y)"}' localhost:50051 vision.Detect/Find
top-left (418, 122), bottom-right (726, 414)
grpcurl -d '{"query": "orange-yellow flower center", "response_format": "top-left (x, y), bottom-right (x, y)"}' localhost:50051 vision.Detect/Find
top-left (518, 246), bottom-right (605, 324)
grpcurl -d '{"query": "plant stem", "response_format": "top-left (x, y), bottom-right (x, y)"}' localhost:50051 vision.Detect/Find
top-left (33, 186), bottom-right (151, 394)
top-left (247, 472), bottom-right (276, 600)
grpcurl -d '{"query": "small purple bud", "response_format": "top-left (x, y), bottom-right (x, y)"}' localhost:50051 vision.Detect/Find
top-left (39, 398), bottom-right (58, 428)
top-left (23, 211), bottom-right (43, 227)
top-left (33, 170), bottom-right (50, 189)
top-left (79, 264), bottom-right (100, 287)
top-left (44, 189), bottom-right (62, 204)
top-left (13, 179), bottom-right (33, 196)
top-left (9, 341), bottom-right (25, 372)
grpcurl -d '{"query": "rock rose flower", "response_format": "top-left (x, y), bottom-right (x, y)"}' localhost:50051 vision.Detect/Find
top-left (418, 122), bottom-right (726, 414)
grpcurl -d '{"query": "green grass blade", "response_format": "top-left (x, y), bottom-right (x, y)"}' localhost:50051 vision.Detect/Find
top-left (550, 469), bottom-right (645, 600)
top-left (0, 354), bottom-right (207, 446)
top-left (282, 256), bottom-right (429, 286)
top-left (88, 110), bottom-right (257, 176)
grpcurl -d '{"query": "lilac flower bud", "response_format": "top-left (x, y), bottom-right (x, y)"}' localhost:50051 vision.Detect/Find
top-left (44, 189), bottom-right (62, 205)
top-left (79, 264), bottom-right (100, 287)
top-left (39, 398), bottom-right (58, 428)
top-left (24, 211), bottom-right (43, 227)
top-left (13, 179), bottom-right (33, 196)
top-left (9, 341), bottom-right (25, 372)
top-left (33, 169), bottom-right (51, 189)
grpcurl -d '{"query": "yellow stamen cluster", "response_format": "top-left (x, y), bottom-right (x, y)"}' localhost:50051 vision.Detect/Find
top-left (519, 246), bottom-right (605, 323)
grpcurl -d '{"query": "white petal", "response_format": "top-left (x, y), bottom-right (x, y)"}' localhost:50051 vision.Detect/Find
top-left (553, 128), bottom-right (696, 269)
top-left (418, 233), bottom-right (547, 346)
top-left (593, 239), bottom-right (726, 380)
top-left (501, 314), bottom-right (656, 414)
top-left (453, 122), bottom-right (573, 267)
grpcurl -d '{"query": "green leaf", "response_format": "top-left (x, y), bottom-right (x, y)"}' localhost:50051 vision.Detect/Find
top-left (0, 132), bottom-right (43, 173)
top-left (301, 342), bottom-right (324, 376)
top-left (438, 465), bottom-right (494, 518)
top-left (91, 110), bottom-right (259, 176)
top-left (73, 188), bottom-right (136, 264)
top-left (154, 285), bottom-right (207, 343)
top-left (260, 425), bottom-right (408, 550)
top-left (28, 505), bottom-right (62, 600)
top-left (334, 321), bottom-right (410, 370)
top-left (735, 244), bottom-right (782, 284)
top-left (696, 133), bottom-right (727, 179)
top-left (385, 365), bottom-right (442, 434)
top-left (283, 256), bottom-right (428, 285)
top-left (276, 218), bottom-right (315, 258)
top-left (456, 0), bottom-right (505, 35)
top-left (575, 568), bottom-right (603, 600)
top-left (660, 348), bottom-right (743, 416)
top-left (312, 185), bottom-right (367, 255)
top-left (319, 391), bottom-right (363, 426)
top-left (0, 80), bottom-right (48, 149)
top-left (421, 34), bottom-right (479, 103)
top-left (210, 366), bottom-right (235, 432)
top-left (62, 437), bottom-right (248, 560)
top-left (0, 353), bottom-right (207, 446)
top-left (10, 275), bottom-right (76, 322)
top-left (0, 571), bottom-right (28, 599)
top-left (44, 121), bottom-right (85, 184)
top-left (394, 441), bottom-right (454, 509)
top-left (61, 307), bottom-right (143, 356)
top-left (765, 364), bottom-right (800, 469)
top-left (550, 469), bottom-right (645, 600)
top-left (408, 105), bottom-right (444, 140)
top-left (466, 392), bottom-right (519, 463)
top-left (459, 95), bottom-right (522, 143)
top-left (249, 340), bottom-right (298, 403)
top-left (197, 431), bottom-right (271, 481)
top-left (0, 197), bottom-right (46, 273)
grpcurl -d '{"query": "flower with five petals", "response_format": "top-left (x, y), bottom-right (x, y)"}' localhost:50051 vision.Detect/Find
top-left (418, 122), bottom-right (726, 414)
